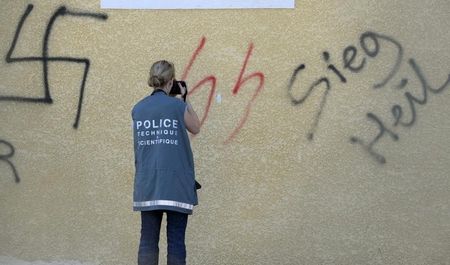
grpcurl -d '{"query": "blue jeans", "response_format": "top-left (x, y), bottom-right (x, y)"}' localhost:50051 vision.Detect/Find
top-left (138, 210), bottom-right (188, 265)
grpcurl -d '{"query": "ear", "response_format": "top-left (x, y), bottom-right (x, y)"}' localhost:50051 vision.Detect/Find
top-left (166, 78), bottom-right (174, 91)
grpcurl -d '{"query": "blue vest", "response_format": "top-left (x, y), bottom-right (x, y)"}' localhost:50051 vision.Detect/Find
top-left (132, 90), bottom-right (198, 214)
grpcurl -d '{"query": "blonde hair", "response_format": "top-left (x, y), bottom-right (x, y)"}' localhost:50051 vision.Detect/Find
top-left (148, 60), bottom-right (175, 88)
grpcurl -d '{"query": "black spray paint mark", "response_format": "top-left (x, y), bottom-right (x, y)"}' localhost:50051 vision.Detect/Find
top-left (359, 31), bottom-right (403, 89)
top-left (1, 4), bottom-right (108, 128)
top-left (288, 31), bottom-right (449, 164)
top-left (287, 64), bottom-right (331, 141)
top-left (350, 58), bottom-right (450, 163)
top-left (350, 113), bottom-right (399, 164)
top-left (287, 31), bottom-right (403, 141)
top-left (0, 140), bottom-right (20, 183)
top-left (287, 49), bottom-right (347, 140)
top-left (0, 4), bottom-right (108, 184)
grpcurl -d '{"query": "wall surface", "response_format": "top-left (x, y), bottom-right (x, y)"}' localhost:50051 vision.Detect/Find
top-left (1, 1), bottom-right (449, 264)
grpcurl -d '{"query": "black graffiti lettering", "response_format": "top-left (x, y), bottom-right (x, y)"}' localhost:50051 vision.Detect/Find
top-left (349, 53), bottom-right (450, 163)
top-left (287, 64), bottom-right (306, 104)
top-left (343, 45), bottom-right (366, 73)
top-left (409, 58), bottom-right (450, 95)
top-left (1, 4), bottom-right (108, 128)
top-left (287, 31), bottom-right (403, 143)
top-left (288, 30), bottom-right (448, 164)
top-left (386, 61), bottom-right (429, 129)
top-left (395, 78), bottom-right (408, 90)
top-left (350, 113), bottom-right (399, 164)
top-left (360, 32), bottom-right (380, 58)
top-left (0, 140), bottom-right (20, 183)
top-left (396, 73), bottom-right (428, 127)
top-left (360, 31), bottom-right (404, 89)
top-left (391, 104), bottom-right (403, 126)
top-left (287, 64), bottom-right (331, 140)
top-left (389, 58), bottom-right (449, 129)
top-left (2, 5), bottom-right (52, 104)
top-left (322, 51), bottom-right (347, 83)
top-left (1, 4), bottom-right (108, 184)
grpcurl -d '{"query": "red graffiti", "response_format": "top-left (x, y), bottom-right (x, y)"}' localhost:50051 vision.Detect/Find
top-left (181, 37), bottom-right (265, 144)
top-left (182, 36), bottom-right (217, 127)
top-left (225, 43), bottom-right (265, 144)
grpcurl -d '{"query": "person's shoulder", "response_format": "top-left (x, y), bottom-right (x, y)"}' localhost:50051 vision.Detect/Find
top-left (165, 96), bottom-right (186, 108)
top-left (132, 95), bottom-right (152, 113)
top-left (138, 95), bottom-right (154, 105)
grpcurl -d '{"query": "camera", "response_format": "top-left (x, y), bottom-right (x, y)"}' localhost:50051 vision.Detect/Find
top-left (170, 80), bottom-right (187, 95)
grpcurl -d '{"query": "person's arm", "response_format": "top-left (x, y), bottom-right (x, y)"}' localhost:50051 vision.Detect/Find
top-left (184, 99), bottom-right (201, 135)
top-left (178, 82), bottom-right (201, 135)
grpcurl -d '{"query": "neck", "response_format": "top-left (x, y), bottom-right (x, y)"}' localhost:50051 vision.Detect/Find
top-left (152, 88), bottom-right (167, 96)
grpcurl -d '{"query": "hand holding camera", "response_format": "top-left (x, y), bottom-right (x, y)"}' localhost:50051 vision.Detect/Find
top-left (170, 80), bottom-right (188, 101)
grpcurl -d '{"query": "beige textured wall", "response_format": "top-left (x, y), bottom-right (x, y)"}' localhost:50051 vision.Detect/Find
top-left (1, 1), bottom-right (449, 264)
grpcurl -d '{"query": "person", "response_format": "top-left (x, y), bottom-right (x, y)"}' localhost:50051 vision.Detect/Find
top-left (131, 60), bottom-right (201, 265)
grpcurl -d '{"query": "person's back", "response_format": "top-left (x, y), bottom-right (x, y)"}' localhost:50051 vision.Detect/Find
top-left (132, 91), bottom-right (197, 213)
top-left (132, 60), bottom-right (201, 265)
